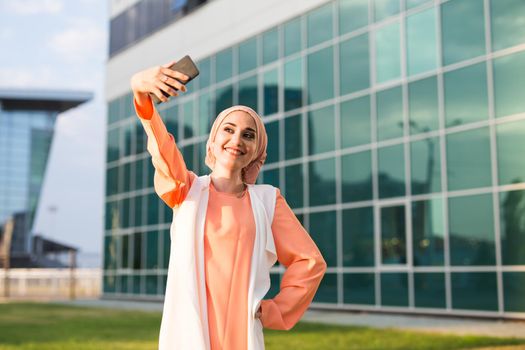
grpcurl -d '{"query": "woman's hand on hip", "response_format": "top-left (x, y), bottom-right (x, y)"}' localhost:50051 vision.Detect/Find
top-left (130, 61), bottom-right (190, 104)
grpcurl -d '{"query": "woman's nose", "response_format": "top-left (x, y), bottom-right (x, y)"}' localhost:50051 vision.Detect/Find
top-left (231, 131), bottom-right (243, 145)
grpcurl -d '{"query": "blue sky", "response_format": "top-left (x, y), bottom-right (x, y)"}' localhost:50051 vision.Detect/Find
top-left (0, 0), bottom-right (108, 265)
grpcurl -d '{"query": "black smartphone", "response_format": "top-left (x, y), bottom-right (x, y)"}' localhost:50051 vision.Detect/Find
top-left (151, 55), bottom-right (200, 104)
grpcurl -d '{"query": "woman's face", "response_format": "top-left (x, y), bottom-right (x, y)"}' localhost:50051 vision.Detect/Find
top-left (211, 111), bottom-right (258, 174)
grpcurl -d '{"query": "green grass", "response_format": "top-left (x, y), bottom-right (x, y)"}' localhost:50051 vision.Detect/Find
top-left (0, 303), bottom-right (523, 350)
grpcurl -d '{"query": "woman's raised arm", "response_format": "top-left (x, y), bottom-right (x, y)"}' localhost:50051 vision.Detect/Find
top-left (130, 62), bottom-right (195, 208)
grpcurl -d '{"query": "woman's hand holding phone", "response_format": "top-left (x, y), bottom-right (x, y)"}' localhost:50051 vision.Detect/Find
top-left (131, 60), bottom-right (190, 107)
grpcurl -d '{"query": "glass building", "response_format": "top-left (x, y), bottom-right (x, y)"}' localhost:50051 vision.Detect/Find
top-left (104, 0), bottom-right (525, 318)
top-left (0, 89), bottom-right (91, 266)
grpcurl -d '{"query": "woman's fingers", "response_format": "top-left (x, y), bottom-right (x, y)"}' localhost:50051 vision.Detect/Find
top-left (158, 73), bottom-right (187, 92)
top-left (156, 81), bottom-right (179, 98)
top-left (161, 60), bottom-right (177, 68)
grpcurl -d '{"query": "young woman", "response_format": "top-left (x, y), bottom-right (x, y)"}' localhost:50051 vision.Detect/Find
top-left (131, 61), bottom-right (327, 350)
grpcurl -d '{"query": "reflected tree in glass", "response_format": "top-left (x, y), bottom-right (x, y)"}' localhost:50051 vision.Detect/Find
top-left (381, 205), bottom-right (406, 265)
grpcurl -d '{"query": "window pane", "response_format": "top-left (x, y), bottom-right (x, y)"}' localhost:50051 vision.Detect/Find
top-left (198, 91), bottom-right (213, 136)
top-left (341, 96), bottom-right (371, 148)
top-left (375, 21), bottom-right (401, 83)
top-left (307, 46), bottom-right (334, 105)
top-left (120, 235), bottom-right (129, 268)
top-left (381, 272), bottom-right (408, 307)
top-left (414, 272), bottom-right (446, 308)
top-left (123, 162), bottom-right (132, 193)
top-left (265, 273), bottom-right (281, 299)
top-left (496, 119), bottom-right (525, 186)
top-left (499, 190), bottom-right (525, 265)
top-left (182, 100), bottom-right (195, 139)
top-left (340, 34), bottom-right (370, 95)
top-left (376, 86), bottom-right (403, 141)
top-left (263, 168), bottom-right (279, 188)
top-left (134, 195), bottom-right (143, 227)
top-left (444, 63), bottom-right (488, 127)
top-left (449, 193), bottom-right (495, 266)
top-left (284, 163), bottom-right (304, 209)
top-left (284, 114), bottom-right (303, 160)
top-left (446, 127), bottom-right (492, 191)
top-left (314, 273), bottom-right (338, 303)
top-left (263, 69), bottom-right (279, 116)
top-left (412, 198), bottom-right (444, 266)
top-left (165, 103), bottom-right (179, 138)
top-left (343, 207), bottom-right (374, 266)
top-left (133, 275), bottom-right (141, 294)
top-left (406, 0), bottom-right (432, 9)
top-left (406, 7), bottom-right (437, 76)
top-left (284, 17), bottom-right (302, 57)
top-left (451, 272), bottom-right (498, 311)
top-left (146, 275), bottom-right (158, 295)
top-left (145, 230), bottom-right (158, 269)
top-left (344, 273), bottom-right (375, 305)
top-left (309, 157), bottom-right (336, 206)
top-left (503, 272), bottom-right (525, 312)
top-left (121, 197), bottom-right (131, 228)
top-left (238, 75), bottom-right (258, 110)
top-left (103, 274), bottom-right (116, 293)
top-left (374, 0), bottom-right (400, 22)
top-left (378, 144), bottom-right (405, 198)
top-left (107, 129), bottom-right (120, 162)
top-left (490, 0), bottom-right (525, 51)
top-left (135, 158), bottom-right (143, 190)
top-left (310, 211), bottom-right (337, 267)
top-left (106, 166), bottom-right (119, 196)
top-left (123, 123), bottom-right (133, 157)
top-left (215, 84), bottom-right (233, 114)
top-left (410, 137), bottom-right (441, 195)
top-left (118, 275), bottom-right (129, 294)
top-left (408, 76), bottom-right (439, 134)
top-left (307, 3), bottom-right (333, 48)
top-left (182, 144), bottom-right (195, 173)
top-left (339, 0), bottom-right (368, 34)
top-left (263, 27), bottom-right (279, 64)
top-left (341, 151), bottom-right (373, 203)
top-left (239, 38), bottom-right (258, 74)
top-left (162, 230), bottom-right (170, 269)
top-left (284, 57), bottom-right (303, 111)
top-left (104, 235), bottom-right (117, 270)
top-left (308, 105), bottom-right (335, 155)
top-left (441, 0), bottom-right (485, 65)
top-left (198, 57), bottom-right (212, 88)
top-left (381, 205), bottom-right (406, 265)
top-left (147, 192), bottom-right (160, 225)
top-left (135, 119), bottom-right (146, 155)
top-left (133, 232), bottom-right (142, 270)
top-left (215, 48), bottom-right (233, 82)
top-left (493, 51), bottom-right (525, 118)
top-left (265, 120), bottom-right (279, 164)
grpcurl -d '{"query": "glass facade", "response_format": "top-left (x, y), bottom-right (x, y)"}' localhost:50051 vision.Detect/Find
top-left (105, 0), bottom-right (525, 317)
top-left (0, 108), bottom-right (57, 255)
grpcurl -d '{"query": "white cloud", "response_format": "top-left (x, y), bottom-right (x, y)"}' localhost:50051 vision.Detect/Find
top-left (48, 20), bottom-right (106, 63)
top-left (1, 0), bottom-right (63, 15)
top-left (0, 66), bottom-right (58, 88)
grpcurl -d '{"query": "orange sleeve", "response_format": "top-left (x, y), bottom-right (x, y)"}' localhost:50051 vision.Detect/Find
top-left (259, 189), bottom-right (327, 330)
top-left (134, 96), bottom-right (195, 208)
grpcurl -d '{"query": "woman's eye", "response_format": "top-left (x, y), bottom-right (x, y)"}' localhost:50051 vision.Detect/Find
top-left (244, 133), bottom-right (255, 139)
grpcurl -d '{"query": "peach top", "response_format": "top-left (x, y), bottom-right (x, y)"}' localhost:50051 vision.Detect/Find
top-left (135, 97), bottom-right (326, 350)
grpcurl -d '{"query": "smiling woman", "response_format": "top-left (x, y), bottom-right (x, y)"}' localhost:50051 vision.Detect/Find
top-left (130, 61), bottom-right (327, 350)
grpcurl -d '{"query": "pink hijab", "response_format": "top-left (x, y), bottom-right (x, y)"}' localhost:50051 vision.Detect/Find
top-left (205, 105), bottom-right (267, 184)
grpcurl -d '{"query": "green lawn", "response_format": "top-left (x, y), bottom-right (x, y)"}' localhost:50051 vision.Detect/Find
top-left (0, 303), bottom-right (523, 350)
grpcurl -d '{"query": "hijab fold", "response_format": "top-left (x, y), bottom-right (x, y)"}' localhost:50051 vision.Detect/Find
top-left (205, 105), bottom-right (267, 184)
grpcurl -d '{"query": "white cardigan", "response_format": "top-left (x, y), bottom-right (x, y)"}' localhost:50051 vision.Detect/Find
top-left (159, 174), bottom-right (278, 350)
